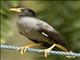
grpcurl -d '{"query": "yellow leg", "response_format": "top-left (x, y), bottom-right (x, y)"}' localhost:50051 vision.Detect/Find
top-left (17, 43), bottom-right (41, 54)
top-left (53, 44), bottom-right (75, 58)
top-left (55, 44), bottom-right (68, 52)
top-left (44, 43), bottom-right (68, 58)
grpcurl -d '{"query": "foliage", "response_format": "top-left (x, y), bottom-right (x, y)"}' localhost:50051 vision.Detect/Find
top-left (1, 1), bottom-right (19, 43)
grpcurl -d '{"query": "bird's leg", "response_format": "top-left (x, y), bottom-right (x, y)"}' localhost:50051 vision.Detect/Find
top-left (55, 44), bottom-right (75, 58)
top-left (54, 44), bottom-right (68, 52)
top-left (17, 43), bottom-right (42, 54)
top-left (43, 43), bottom-right (68, 58)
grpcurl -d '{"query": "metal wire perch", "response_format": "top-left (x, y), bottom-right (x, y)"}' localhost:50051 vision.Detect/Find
top-left (0, 44), bottom-right (80, 57)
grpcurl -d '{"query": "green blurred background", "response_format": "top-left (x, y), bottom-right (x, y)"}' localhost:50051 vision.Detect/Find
top-left (1, 1), bottom-right (80, 60)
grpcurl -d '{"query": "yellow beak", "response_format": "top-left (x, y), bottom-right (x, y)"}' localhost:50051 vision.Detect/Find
top-left (9, 8), bottom-right (23, 12)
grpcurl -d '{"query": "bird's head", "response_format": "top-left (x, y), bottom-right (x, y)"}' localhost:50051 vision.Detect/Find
top-left (9, 8), bottom-right (36, 17)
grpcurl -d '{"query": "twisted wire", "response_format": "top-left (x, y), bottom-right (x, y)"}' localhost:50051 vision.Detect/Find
top-left (0, 44), bottom-right (80, 57)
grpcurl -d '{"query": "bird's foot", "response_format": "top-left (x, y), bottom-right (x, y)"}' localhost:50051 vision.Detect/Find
top-left (66, 51), bottom-right (76, 58)
top-left (43, 44), bottom-right (56, 58)
top-left (17, 45), bottom-right (31, 54)
top-left (43, 48), bottom-right (51, 58)
top-left (17, 44), bottom-right (41, 54)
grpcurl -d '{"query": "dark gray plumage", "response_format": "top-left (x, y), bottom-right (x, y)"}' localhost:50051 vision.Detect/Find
top-left (16, 8), bottom-right (70, 51)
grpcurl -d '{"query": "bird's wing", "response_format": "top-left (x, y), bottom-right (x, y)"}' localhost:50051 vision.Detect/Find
top-left (38, 20), bottom-right (69, 49)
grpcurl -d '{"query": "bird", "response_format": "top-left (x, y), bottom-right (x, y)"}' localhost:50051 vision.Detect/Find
top-left (9, 8), bottom-right (73, 58)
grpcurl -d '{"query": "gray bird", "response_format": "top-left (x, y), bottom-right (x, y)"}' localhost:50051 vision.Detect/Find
top-left (9, 8), bottom-right (72, 58)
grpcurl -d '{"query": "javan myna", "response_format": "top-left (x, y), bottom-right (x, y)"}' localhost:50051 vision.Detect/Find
top-left (9, 8), bottom-right (73, 58)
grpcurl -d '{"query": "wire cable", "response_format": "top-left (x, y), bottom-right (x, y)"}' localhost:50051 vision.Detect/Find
top-left (0, 44), bottom-right (80, 57)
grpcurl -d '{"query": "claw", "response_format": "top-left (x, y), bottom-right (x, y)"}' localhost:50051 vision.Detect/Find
top-left (43, 44), bottom-right (56, 58)
top-left (17, 44), bottom-right (41, 55)
top-left (24, 47), bottom-right (27, 52)
top-left (43, 49), bottom-right (51, 58)
top-left (21, 47), bottom-right (24, 54)
top-left (17, 46), bottom-right (30, 54)
top-left (66, 51), bottom-right (76, 58)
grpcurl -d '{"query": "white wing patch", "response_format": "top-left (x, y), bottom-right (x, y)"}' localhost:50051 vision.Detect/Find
top-left (42, 32), bottom-right (48, 37)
